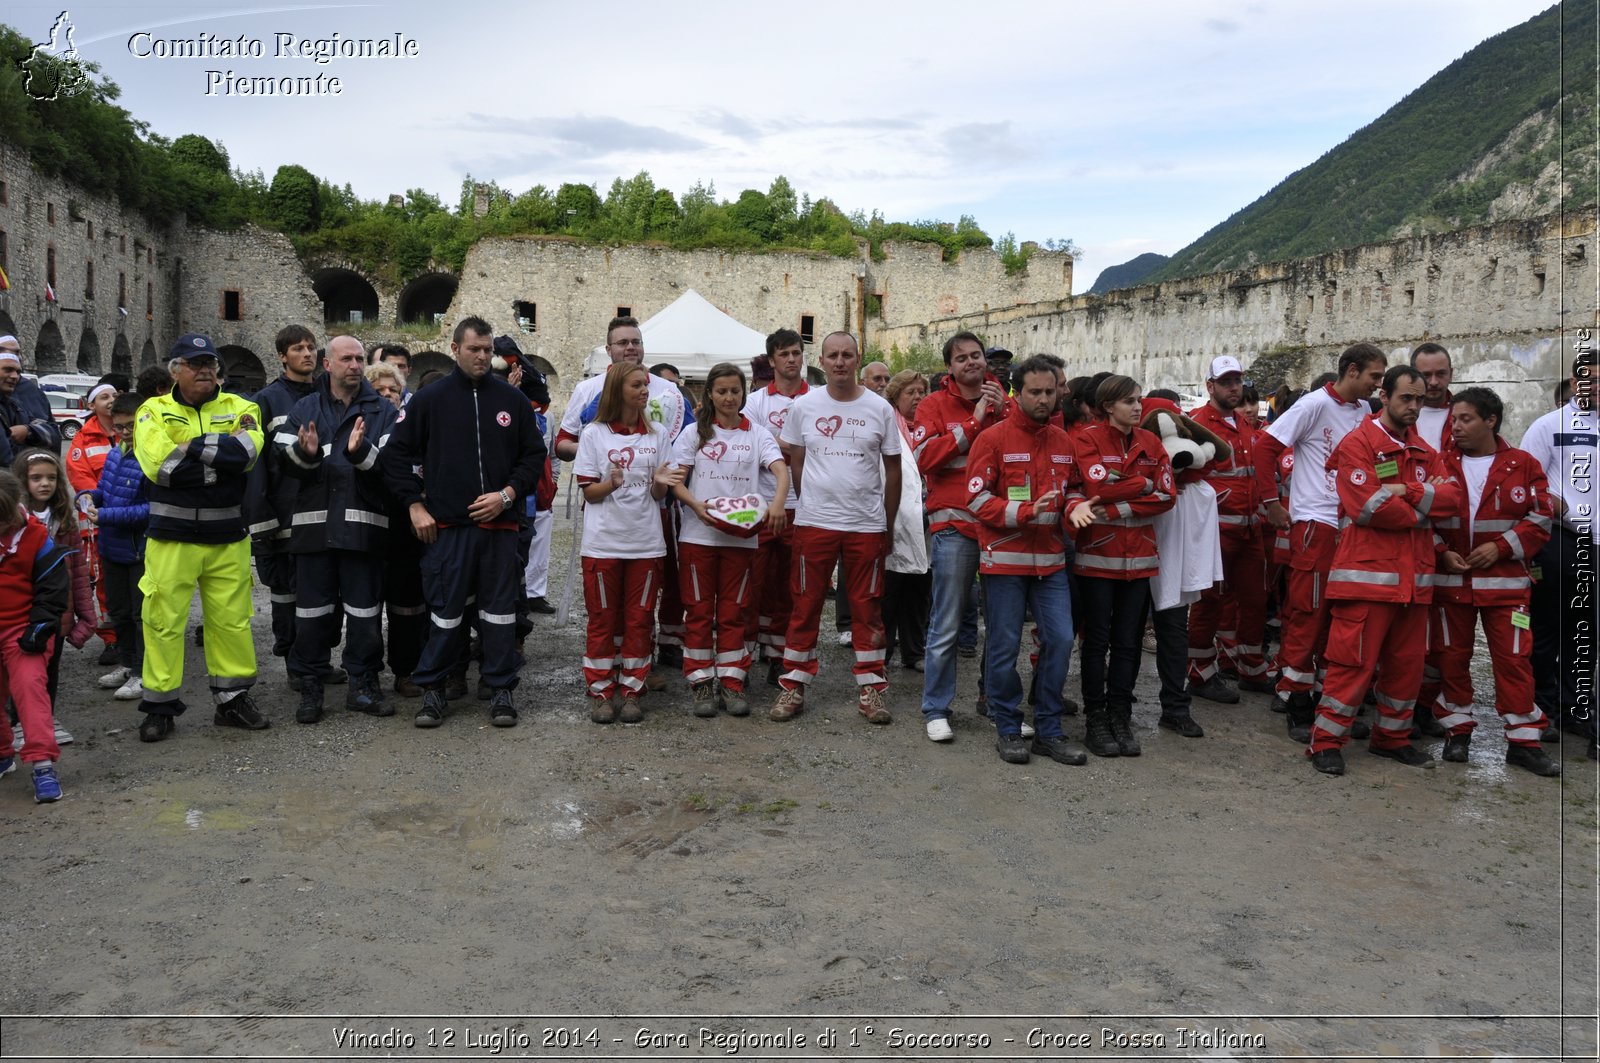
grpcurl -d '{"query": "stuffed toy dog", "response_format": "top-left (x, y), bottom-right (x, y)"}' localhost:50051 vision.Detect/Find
top-left (1139, 396), bottom-right (1231, 473)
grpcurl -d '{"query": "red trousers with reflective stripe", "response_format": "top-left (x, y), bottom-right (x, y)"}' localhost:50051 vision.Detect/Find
top-left (678, 542), bottom-right (755, 691)
top-left (1275, 520), bottom-right (1337, 696)
top-left (1188, 532), bottom-right (1267, 682)
top-left (781, 527), bottom-right (887, 691)
top-left (1419, 603), bottom-right (1544, 745)
top-left (581, 555), bottom-right (663, 699)
top-left (1310, 600), bottom-right (1426, 753)
top-left (751, 520), bottom-right (795, 659)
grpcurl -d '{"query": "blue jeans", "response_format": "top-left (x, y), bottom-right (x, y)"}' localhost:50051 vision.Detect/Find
top-left (983, 569), bottom-right (1074, 738)
top-left (921, 529), bottom-right (980, 720)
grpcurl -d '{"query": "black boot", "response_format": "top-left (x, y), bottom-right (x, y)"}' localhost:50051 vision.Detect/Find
top-left (1286, 691), bottom-right (1314, 744)
top-left (296, 682), bottom-right (324, 724)
top-left (1083, 705), bottom-right (1120, 758)
top-left (1109, 704), bottom-right (1142, 756)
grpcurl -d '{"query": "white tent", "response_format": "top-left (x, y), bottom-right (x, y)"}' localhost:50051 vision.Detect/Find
top-left (583, 289), bottom-right (767, 381)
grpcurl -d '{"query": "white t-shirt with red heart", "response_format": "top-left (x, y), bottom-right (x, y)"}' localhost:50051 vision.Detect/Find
top-left (574, 421), bottom-right (669, 559)
top-left (742, 381), bottom-right (808, 512)
top-left (779, 388), bottom-right (902, 534)
top-left (672, 417), bottom-right (784, 550)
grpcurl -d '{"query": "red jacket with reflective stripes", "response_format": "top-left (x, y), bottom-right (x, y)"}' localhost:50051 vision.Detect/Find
top-left (1325, 415), bottom-right (1464, 605)
top-left (1188, 402), bottom-right (1259, 538)
top-left (964, 405), bottom-right (1083, 576)
top-left (1070, 421), bottom-right (1176, 581)
top-left (1429, 437), bottom-right (1553, 606)
top-left (1269, 441), bottom-right (1294, 565)
top-left (913, 373), bottom-right (1010, 538)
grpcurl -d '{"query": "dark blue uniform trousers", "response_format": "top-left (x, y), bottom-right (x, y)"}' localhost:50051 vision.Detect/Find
top-left (414, 525), bottom-right (522, 691)
top-left (289, 550), bottom-right (384, 683)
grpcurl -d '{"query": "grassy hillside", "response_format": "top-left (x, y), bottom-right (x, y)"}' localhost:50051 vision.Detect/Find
top-left (1153, 0), bottom-right (1596, 282)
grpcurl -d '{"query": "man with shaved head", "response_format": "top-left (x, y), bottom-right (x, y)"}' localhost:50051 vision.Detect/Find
top-left (275, 335), bottom-right (400, 723)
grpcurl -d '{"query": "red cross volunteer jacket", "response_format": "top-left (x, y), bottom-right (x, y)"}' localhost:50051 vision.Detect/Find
top-left (964, 405), bottom-right (1083, 576)
top-left (1070, 420), bottom-right (1176, 580)
top-left (1428, 437), bottom-right (1554, 606)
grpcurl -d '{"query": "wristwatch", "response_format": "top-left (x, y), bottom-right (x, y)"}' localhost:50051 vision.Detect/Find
top-left (499, 489), bottom-right (512, 511)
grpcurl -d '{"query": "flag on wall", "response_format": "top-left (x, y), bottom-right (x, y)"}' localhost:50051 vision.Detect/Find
top-left (44, 281), bottom-right (56, 302)
top-left (0, 265), bottom-right (9, 291)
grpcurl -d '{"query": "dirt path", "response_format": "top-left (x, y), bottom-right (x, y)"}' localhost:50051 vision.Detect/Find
top-left (2, 518), bottom-right (1595, 1061)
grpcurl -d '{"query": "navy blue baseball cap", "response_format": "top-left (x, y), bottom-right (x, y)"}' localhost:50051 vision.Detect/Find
top-left (169, 333), bottom-right (218, 361)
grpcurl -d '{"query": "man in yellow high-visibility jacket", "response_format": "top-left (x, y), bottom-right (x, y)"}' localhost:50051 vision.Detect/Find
top-left (133, 333), bottom-right (266, 742)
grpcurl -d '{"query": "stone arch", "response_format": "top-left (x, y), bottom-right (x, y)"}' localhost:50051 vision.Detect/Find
top-left (77, 327), bottom-right (102, 374)
top-left (217, 345), bottom-right (267, 394)
top-left (34, 320), bottom-right (67, 373)
top-left (398, 272), bottom-right (459, 324)
top-left (529, 355), bottom-right (559, 393)
top-left (140, 338), bottom-right (157, 371)
top-left (311, 267), bottom-right (380, 325)
top-left (410, 349), bottom-right (453, 382)
top-left (0, 310), bottom-right (15, 341)
top-left (111, 333), bottom-right (132, 377)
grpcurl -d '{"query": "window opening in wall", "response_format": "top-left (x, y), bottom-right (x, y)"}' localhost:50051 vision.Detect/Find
top-left (799, 314), bottom-right (815, 343)
top-left (147, 248), bottom-right (153, 266)
top-left (0, 230), bottom-right (7, 273)
top-left (146, 281), bottom-right (152, 318)
top-left (1404, 285), bottom-right (1415, 307)
top-left (0, 181), bottom-right (8, 206)
top-left (46, 202), bottom-right (54, 225)
top-left (616, 306), bottom-right (631, 319)
top-left (1532, 272), bottom-right (1546, 296)
top-left (46, 245), bottom-right (56, 287)
top-left (222, 290), bottom-right (242, 321)
top-left (119, 234), bottom-right (126, 253)
top-left (118, 271), bottom-right (126, 308)
top-left (514, 300), bottom-right (537, 333)
top-left (86, 220), bottom-right (93, 240)
top-left (85, 260), bottom-right (94, 299)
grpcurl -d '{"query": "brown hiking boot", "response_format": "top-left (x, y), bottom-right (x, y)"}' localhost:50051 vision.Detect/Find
top-left (858, 686), bottom-right (891, 725)
top-left (770, 687), bottom-right (805, 721)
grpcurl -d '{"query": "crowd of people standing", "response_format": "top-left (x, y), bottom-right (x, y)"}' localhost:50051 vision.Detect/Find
top-left (0, 315), bottom-right (1592, 802)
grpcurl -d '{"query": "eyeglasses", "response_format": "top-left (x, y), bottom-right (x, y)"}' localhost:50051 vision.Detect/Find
top-left (112, 422), bottom-right (136, 434)
top-left (181, 357), bottom-right (219, 370)
top-left (610, 339), bottom-right (644, 348)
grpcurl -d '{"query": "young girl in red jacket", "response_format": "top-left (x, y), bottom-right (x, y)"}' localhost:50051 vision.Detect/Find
top-left (671, 363), bottom-right (789, 717)
top-left (0, 469), bottom-right (74, 802)
top-left (575, 363), bottom-right (685, 724)
top-left (1070, 376), bottom-right (1176, 757)
top-left (13, 449), bottom-right (96, 735)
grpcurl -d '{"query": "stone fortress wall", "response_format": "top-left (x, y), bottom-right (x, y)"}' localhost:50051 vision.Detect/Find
top-left (2, 136), bottom-right (1589, 436)
top-left (879, 211), bottom-right (1597, 439)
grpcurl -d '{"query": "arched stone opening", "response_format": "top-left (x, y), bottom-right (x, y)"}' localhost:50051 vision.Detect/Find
top-left (410, 349), bottom-right (453, 384)
top-left (217, 345), bottom-right (267, 394)
top-left (139, 338), bottom-right (157, 371)
top-left (398, 272), bottom-right (459, 325)
top-left (529, 355), bottom-right (559, 393)
top-left (0, 310), bottom-right (15, 341)
top-left (77, 328), bottom-right (102, 374)
top-left (311, 267), bottom-right (380, 325)
top-left (34, 320), bottom-right (67, 373)
top-left (111, 333), bottom-right (133, 377)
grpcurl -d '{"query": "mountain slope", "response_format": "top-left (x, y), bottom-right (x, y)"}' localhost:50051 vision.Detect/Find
top-left (1152, 0), bottom-right (1596, 282)
top-left (1089, 252), bottom-right (1170, 294)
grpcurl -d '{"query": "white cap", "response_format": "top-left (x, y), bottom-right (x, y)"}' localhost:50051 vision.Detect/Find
top-left (1207, 355), bottom-right (1243, 380)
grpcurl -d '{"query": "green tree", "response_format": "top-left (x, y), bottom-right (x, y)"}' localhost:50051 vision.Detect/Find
top-left (267, 164), bottom-right (321, 233)
top-left (554, 182), bottom-right (601, 228)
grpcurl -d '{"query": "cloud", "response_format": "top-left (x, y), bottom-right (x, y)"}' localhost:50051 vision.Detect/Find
top-left (699, 108), bottom-right (766, 139)
top-left (943, 121), bottom-right (1022, 164)
top-left (460, 113), bottom-right (708, 156)
top-left (1204, 17), bottom-right (1240, 33)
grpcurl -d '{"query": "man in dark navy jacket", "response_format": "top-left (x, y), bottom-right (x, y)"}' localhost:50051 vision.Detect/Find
top-left (277, 336), bottom-right (399, 723)
top-left (381, 317), bottom-right (546, 729)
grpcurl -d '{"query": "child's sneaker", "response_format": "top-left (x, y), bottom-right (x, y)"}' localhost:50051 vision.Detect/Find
top-left (0, 756), bottom-right (15, 780)
top-left (31, 763), bottom-right (61, 803)
top-left (98, 666), bottom-right (131, 689)
top-left (53, 722), bottom-right (74, 746)
top-left (115, 675), bottom-right (144, 701)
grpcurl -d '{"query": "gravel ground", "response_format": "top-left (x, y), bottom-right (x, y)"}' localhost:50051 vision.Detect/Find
top-left (2, 507), bottom-right (1596, 1062)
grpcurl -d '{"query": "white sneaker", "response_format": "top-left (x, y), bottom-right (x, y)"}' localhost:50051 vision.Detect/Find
top-left (926, 718), bottom-right (954, 742)
top-left (837, 630), bottom-right (853, 646)
top-left (53, 722), bottom-right (74, 746)
top-left (114, 675), bottom-right (144, 701)
top-left (1021, 721), bottom-right (1036, 738)
top-left (98, 666), bottom-right (130, 689)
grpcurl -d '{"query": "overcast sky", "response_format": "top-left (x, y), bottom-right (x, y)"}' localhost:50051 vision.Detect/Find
top-left (10, 0), bottom-right (1558, 290)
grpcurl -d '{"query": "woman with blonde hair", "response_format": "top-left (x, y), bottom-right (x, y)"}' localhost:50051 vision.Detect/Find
top-left (364, 362), bottom-right (406, 410)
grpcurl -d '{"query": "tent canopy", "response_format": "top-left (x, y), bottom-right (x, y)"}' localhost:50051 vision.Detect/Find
top-left (584, 289), bottom-right (766, 380)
